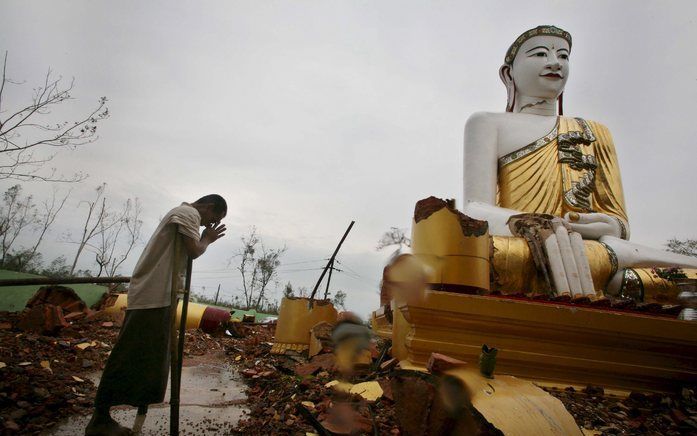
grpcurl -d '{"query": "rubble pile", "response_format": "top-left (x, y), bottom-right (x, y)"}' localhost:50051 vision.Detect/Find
top-left (0, 308), bottom-right (230, 434)
top-left (225, 320), bottom-right (697, 435)
top-left (16, 286), bottom-right (97, 335)
top-left (0, 311), bottom-right (119, 434)
top-left (3, 284), bottom-right (697, 435)
top-left (183, 329), bottom-right (224, 357)
top-left (546, 385), bottom-right (697, 435)
top-left (226, 323), bottom-right (400, 435)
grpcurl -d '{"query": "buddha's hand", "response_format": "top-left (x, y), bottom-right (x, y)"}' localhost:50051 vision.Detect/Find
top-left (563, 212), bottom-right (623, 240)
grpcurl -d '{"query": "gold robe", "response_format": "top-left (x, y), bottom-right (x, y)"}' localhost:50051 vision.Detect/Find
top-left (497, 117), bottom-right (627, 226)
top-left (491, 117), bottom-right (680, 301)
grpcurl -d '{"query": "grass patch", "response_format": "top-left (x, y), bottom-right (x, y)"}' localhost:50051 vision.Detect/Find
top-left (0, 270), bottom-right (108, 312)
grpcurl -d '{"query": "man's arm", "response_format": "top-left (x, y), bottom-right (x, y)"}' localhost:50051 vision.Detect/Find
top-left (182, 223), bottom-right (226, 259)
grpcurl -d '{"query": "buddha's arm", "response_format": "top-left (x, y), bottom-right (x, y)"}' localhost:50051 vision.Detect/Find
top-left (463, 112), bottom-right (518, 236)
top-left (601, 235), bottom-right (697, 294)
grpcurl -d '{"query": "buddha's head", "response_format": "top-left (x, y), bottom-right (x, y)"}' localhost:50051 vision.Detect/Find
top-left (500, 25), bottom-right (572, 113)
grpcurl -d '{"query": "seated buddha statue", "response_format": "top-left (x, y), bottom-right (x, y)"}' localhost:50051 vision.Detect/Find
top-left (461, 25), bottom-right (697, 299)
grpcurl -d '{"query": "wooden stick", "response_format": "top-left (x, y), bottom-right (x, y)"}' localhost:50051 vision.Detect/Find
top-left (170, 256), bottom-right (192, 436)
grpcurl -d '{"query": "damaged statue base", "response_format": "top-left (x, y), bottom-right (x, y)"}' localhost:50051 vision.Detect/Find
top-left (389, 291), bottom-right (697, 392)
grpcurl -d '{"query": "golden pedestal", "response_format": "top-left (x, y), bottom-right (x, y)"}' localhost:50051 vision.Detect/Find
top-left (398, 291), bottom-right (697, 392)
top-left (369, 305), bottom-right (392, 340)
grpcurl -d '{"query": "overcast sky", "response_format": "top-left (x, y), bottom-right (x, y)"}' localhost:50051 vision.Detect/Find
top-left (2, 1), bottom-right (696, 317)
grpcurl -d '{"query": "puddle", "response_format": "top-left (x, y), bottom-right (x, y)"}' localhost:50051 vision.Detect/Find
top-left (47, 360), bottom-right (248, 435)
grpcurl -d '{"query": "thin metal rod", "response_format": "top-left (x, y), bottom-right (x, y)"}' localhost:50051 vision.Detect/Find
top-left (309, 221), bottom-right (355, 302)
top-left (0, 276), bottom-right (131, 287)
top-left (170, 257), bottom-right (193, 436)
top-left (322, 259), bottom-right (334, 300)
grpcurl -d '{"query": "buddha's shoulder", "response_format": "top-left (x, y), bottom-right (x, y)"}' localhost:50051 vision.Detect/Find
top-left (565, 116), bottom-right (612, 134)
top-left (465, 111), bottom-right (509, 129)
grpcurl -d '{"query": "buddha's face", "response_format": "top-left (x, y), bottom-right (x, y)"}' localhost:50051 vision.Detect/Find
top-left (509, 35), bottom-right (570, 100)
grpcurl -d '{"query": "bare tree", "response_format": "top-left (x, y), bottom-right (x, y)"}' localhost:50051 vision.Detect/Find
top-left (666, 238), bottom-right (697, 258)
top-left (283, 281), bottom-right (295, 298)
top-left (376, 227), bottom-right (411, 252)
top-left (18, 187), bottom-right (70, 270)
top-left (332, 289), bottom-right (347, 310)
top-left (232, 227), bottom-right (286, 310)
top-left (67, 183), bottom-right (118, 275)
top-left (0, 185), bottom-right (37, 267)
top-left (92, 198), bottom-right (143, 276)
top-left (0, 52), bottom-right (108, 182)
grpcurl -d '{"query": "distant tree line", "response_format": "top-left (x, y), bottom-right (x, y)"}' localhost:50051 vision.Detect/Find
top-left (0, 183), bottom-right (142, 278)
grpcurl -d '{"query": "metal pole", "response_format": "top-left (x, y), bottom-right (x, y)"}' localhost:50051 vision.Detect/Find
top-left (309, 221), bottom-right (355, 302)
top-left (214, 284), bottom-right (220, 305)
top-left (322, 260), bottom-right (334, 300)
top-left (170, 256), bottom-right (193, 436)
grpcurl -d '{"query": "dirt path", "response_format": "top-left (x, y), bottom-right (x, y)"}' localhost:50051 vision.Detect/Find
top-left (46, 352), bottom-right (248, 435)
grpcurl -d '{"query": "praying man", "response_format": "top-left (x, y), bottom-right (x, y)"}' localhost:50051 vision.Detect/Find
top-left (85, 194), bottom-right (227, 436)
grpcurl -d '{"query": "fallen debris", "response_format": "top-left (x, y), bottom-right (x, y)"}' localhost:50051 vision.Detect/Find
top-left (16, 286), bottom-right (96, 336)
top-left (0, 309), bottom-right (236, 434)
top-left (16, 304), bottom-right (69, 336)
top-left (426, 352), bottom-right (467, 374)
top-left (0, 311), bottom-right (117, 434)
top-left (295, 353), bottom-right (336, 377)
top-left (545, 384), bottom-right (697, 435)
top-left (4, 301), bottom-right (697, 436)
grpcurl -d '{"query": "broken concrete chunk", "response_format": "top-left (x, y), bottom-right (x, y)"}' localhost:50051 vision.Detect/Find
top-left (391, 373), bottom-right (437, 435)
top-left (427, 352), bottom-right (467, 374)
top-left (349, 381), bottom-right (383, 402)
top-left (25, 285), bottom-right (89, 314)
top-left (311, 321), bottom-right (334, 340)
top-left (75, 341), bottom-right (97, 350)
top-left (414, 196), bottom-right (488, 237)
top-left (320, 403), bottom-right (373, 435)
top-left (295, 353), bottom-right (336, 377)
top-left (308, 329), bottom-right (323, 358)
top-left (17, 304), bottom-right (69, 336)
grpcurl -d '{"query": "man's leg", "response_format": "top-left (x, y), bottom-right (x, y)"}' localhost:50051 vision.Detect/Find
top-left (84, 307), bottom-right (171, 435)
top-left (85, 405), bottom-right (132, 436)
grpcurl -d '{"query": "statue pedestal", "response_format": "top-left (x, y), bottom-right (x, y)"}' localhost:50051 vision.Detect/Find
top-left (396, 291), bottom-right (697, 392)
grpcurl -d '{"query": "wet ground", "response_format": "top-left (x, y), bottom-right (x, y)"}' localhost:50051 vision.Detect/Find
top-left (46, 353), bottom-right (248, 435)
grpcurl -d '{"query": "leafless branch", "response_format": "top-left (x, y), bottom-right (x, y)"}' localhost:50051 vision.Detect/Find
top-left (376, 227), bottom-right (411, 251)
top-left (68, 183), bottom-right (112, 275)
top-left (0, 53), bottom-right (108, 183)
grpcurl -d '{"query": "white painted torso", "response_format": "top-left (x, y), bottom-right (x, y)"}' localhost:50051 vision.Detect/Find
top-left (493, 112), bottom-right (558, 158)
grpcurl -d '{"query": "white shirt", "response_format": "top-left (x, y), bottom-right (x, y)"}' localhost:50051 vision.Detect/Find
top-left (127, 203), bottom-right (201, 310)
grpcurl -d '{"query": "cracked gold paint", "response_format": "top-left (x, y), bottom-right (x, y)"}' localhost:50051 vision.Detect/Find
top-left (444, 367), bottom-right (582, 435)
